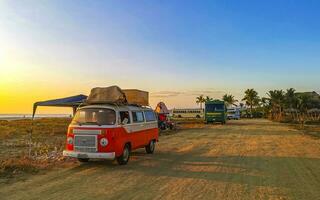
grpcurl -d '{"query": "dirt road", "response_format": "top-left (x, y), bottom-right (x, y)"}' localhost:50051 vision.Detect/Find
top-left (1, 119), bottom-right (320, 200)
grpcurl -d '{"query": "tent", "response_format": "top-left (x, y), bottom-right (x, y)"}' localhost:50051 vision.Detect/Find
top-left (155, 102), bottom-right (170, 114)
top-left (32, 94), bottom-right (88, 118)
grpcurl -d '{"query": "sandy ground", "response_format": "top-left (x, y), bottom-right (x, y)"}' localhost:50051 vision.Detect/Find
top-left (1, 119), bottom-right (320, 200)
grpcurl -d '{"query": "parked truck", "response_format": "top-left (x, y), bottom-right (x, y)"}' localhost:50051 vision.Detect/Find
top-left (204, 100), bottom-right (227, 124)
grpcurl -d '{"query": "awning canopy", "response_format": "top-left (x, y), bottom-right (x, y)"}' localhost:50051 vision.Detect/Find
top-left (32, 94), bottom-right (88, 118)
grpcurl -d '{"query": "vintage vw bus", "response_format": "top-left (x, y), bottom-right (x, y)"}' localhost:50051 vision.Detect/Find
top-left (63, 104), bottom-right (159, 165)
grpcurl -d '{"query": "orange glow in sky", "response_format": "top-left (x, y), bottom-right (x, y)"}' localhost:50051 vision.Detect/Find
top-left (1, 1), bottom-right (319, 114)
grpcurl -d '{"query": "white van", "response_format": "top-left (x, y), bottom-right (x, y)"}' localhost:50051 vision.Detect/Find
top-left (227, 107), bottom-right (240, 120)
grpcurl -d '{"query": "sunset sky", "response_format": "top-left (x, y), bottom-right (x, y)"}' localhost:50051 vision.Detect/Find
top-left (1, 0), bottom-right (320, 114)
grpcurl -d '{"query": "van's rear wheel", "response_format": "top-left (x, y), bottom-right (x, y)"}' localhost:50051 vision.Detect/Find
top-left (145, 140), bottom-right (155, 154)
top-left (117, 144), bottom-right (130, 165)
top-left (78, 158), bottom-right (89, 163)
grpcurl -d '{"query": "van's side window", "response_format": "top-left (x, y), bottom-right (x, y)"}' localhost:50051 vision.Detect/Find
top-left (145, 110), bottom-right (156, 122)
top-left (119, 111), bottom-right (130, 124)
top-left (132, 111), bottom-right (144, 123)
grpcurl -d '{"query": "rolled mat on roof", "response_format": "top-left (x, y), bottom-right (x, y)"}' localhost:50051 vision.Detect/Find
top-left (86, 86), bottom-right (127, 104)
top-left (86, 86), bottom-right (149, 106)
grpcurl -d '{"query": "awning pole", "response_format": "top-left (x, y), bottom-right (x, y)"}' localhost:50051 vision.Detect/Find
top-left (29, 104), bottom-right (37, 158)
top-left (29, 119), bottom-right (33, 158)
top-left (73, 106), bottom-right (77, 116)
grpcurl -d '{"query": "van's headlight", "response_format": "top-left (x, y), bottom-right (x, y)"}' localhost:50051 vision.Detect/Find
top-left (67, 137), bottom-right (73, 145)
top-left (100, 138), bottom-right (108, 147)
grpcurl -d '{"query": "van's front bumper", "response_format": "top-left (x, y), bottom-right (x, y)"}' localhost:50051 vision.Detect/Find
top-left (63, 150), bottom-right (115, 159)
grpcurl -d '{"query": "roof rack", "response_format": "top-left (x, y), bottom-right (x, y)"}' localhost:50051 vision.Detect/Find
top-left (76, 102), bottom-right (151, 109)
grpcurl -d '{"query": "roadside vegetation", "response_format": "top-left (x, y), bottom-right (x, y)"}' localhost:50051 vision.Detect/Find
top-left (196, 88), bottom-right (320, 127)
top-left (0, 118), bottom-right (72, 182)
top-left (196, 95), bottom-right (205, 109)
top-left (222, 94), bottom-right (238, 107)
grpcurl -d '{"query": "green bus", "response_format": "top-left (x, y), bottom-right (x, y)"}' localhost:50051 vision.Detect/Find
top-left (204, 100), bottom-right (227, 124)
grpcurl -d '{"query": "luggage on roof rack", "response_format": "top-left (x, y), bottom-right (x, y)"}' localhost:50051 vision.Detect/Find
top-left (123, 89), bottom-right (148, 106)
top-left (86, 86), bottom-right (149, 106)
top-left (86, 86), bottom-right (127, 104)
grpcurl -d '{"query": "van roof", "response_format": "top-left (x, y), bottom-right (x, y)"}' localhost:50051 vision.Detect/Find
top-left (78, 104), bottom-right (153, 112)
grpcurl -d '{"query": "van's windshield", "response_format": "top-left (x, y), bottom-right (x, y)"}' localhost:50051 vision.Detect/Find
top-left (72, 108), bottom-right (116, 126)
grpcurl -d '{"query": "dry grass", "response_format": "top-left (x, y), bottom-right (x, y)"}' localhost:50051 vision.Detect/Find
top-left (0, 153), bottom-right (58, 184)
top-left (293, 124), bottom-right (320, 138)
top-left (1, 157), bottom-right (45, 180)
top-left (0, 118), bottom-right (72, 180)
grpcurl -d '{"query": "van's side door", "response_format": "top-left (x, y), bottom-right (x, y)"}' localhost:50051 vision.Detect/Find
top-left (119, 110), bottom-right (132, 146)
top-left (143, 110), bottom-right (158, 144)
top-left (130, 111), bottom-right (146, 148)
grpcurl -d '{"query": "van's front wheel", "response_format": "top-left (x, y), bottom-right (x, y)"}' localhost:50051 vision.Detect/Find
top-left (145, 140), bottom-right (156, 154)
top-left (117, 144), bottom-right (130, 165)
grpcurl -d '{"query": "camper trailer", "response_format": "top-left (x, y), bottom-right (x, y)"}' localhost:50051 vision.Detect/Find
top-left (62, 86), bottom-right (159, 165)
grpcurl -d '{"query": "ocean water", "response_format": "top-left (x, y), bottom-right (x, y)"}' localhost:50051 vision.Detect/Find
top-left (0, 114), bottom-right (72, 120)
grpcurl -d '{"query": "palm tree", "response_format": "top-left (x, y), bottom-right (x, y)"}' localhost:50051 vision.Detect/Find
top-left (222, 94), bottom-right (238, 107)
top-left (261, 97), bottom-right (271, 118)
top-left (242, 89), bottom-right (260, 118)
top-left (267, 90), bottom-right (285, 120)
top-left (205, 96), bottom-right (213, 102)
top-left (284, 88), bottom-right (298, 109)
top-left (196, 95), bottom-right (205, 109)
top-left (296, 93), bottom-right (313, 127)
top-left (283, 88), bottom-right (298, 120)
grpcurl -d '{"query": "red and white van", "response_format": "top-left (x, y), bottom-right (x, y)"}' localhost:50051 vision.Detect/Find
top-left (63, 104), bottom-right (159, 165)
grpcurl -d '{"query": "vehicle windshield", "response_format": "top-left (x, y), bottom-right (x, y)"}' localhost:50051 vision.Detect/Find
top-left (72, 108), bottom-right (116, 126)
top-left (206, 104), bottom-right (225, 112)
